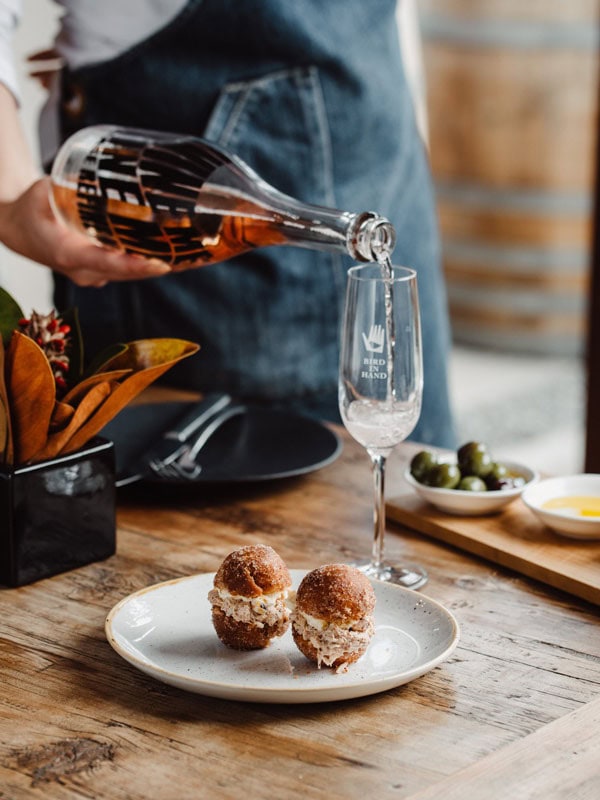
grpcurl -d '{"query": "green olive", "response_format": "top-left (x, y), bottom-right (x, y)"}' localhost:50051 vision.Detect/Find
top-left (427, 462), bottom-right (461, 490)
top-left (410, 450), bottom-right (439, 483)
top-left (485, 461), bottom-right (509, 489)
top-left (457, 441), bottom-right (493, 478)
top-left (458, 475), bottom-right (488, 492)
top-left (489, 461), bottom-right (508, 480)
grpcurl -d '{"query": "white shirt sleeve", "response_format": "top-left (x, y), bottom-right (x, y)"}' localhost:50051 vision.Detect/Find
top-left (54, 0), bottom-right (187, 70)
top-left (0, 0), bottom-right (22, 102)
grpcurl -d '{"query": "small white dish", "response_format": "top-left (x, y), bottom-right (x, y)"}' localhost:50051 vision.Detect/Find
top-left (522, 474), bottom-right (600, 539)
top-left (105, 570), bottom-right (459, 704)
top-left (404, 459), bottom-right (538, 516)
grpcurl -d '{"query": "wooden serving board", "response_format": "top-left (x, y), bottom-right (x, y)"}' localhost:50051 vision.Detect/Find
top-left (386, 493), bottom-right (600, 606)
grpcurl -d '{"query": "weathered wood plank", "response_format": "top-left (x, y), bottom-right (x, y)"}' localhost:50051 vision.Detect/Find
top-left (404, 695), bottom-right (600, 800)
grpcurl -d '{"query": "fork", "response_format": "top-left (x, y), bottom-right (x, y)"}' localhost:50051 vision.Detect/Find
top-left (148, 404), bottom-right (246, 480)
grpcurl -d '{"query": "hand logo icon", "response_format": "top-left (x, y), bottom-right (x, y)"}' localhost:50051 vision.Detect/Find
top-left (362, 324), bottom-right (385, 353)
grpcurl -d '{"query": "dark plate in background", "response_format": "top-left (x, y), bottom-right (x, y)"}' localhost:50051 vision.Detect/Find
top-left (100, 402), bottom-right (342, 487)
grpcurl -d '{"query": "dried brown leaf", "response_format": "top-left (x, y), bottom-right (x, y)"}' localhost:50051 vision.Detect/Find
top-left (0, 394), bottom-right (9, 465)
top-left (63, 339), bottom-right (199, 454)
top-left (50, 401), bottom-right (75, 432)
top-left (35, 381), bottom-right (112, 461)
top-left (99, 339), bottom-right (199, 372)
top-left (61, 369), bottom-right (131, 406)
top-left (5, 331), bottom-right (55, 464)
top-left (0, 336), bottom-right (12, 464)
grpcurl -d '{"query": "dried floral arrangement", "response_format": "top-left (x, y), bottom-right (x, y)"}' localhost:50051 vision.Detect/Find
top-left (0, 287), bottom-right (199, 467)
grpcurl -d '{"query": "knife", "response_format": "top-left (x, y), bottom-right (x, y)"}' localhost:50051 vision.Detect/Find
top-left (118, 393), bottom-right (234, 485)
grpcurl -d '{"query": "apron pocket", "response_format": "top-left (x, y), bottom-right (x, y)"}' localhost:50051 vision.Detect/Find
top-left (202, 65), bottom-right (336, 208)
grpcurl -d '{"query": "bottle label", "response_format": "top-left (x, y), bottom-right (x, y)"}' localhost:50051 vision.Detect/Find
top-left (74, 129), bottom-right (230, 267)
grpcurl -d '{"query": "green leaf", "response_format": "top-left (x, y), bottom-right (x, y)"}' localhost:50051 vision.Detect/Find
top-left (0, 287), bottom-right (24, 347)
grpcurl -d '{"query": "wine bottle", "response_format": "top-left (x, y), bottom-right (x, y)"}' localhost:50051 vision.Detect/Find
top-left (49, 125), bottom-right (395, 271)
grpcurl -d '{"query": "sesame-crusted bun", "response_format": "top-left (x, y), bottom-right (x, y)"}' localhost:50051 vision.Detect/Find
top-left (291, 564), bottom-right (376, 670)
top-left (208, 545), bottom-right (292, 650)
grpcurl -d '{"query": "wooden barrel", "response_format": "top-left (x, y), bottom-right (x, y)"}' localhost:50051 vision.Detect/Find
top-left (419, 0), bottom-right (599, 355)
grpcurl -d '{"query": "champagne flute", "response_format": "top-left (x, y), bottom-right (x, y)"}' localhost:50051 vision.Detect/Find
top-left (339, 263), bottom-right (427, 588)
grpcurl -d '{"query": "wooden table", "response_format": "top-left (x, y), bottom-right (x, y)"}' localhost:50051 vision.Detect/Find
top-left (1, 429), bottom-right (599, 799)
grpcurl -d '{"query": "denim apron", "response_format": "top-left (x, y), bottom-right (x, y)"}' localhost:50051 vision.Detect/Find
top-left (54, 0), bottom-right (455, 446)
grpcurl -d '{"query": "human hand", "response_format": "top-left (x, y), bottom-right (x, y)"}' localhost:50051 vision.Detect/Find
top-left (0, 177), bottom-right (171, 287)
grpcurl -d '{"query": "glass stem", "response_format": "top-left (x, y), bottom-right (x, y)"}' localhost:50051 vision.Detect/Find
top-left (371, 453), bottom-right (386, 570)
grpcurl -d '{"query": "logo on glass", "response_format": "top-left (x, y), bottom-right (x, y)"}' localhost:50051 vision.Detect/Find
top-left (361, 324), bottom-right (385, 354)
top-left (361, 324), bottom-right (387, 379)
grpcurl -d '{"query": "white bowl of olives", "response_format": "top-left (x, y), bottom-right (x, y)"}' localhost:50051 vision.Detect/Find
top-left (404, 442), bottom-right (539, 516)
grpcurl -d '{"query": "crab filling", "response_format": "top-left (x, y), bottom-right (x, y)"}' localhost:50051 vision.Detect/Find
top-left (208, 587), bottom-right (290, 629)
top-left (291, 609), bottom-right (374, 668)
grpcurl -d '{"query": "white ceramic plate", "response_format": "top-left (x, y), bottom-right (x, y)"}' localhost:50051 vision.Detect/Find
top-left (404, 459), bottom-right (538, 516)
top-left (105, 570), bottom-right (460, 704)
top-left (522, 474), bottom-right (600, 539)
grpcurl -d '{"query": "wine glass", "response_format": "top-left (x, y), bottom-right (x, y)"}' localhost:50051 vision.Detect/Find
top-left (339, 263), bottom-right (427, 588)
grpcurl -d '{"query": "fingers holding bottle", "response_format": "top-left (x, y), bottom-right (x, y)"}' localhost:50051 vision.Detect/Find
top-left (0, 177), bottom-right (172, 286)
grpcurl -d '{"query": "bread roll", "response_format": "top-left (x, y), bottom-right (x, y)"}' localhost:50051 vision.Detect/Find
top-left (291, 564), bottom-right (376, 671)
top-left (208, 544), bottom-right (291, 650)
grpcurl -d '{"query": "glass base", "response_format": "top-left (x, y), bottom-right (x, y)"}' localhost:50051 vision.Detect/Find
top-left (353, 559), bottom-right (428, 590)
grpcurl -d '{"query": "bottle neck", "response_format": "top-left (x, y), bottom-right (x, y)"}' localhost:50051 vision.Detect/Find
top-left (258, 183), bottom-right (396, 262)
top-left (348, 212), bottom-right (397, 262)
